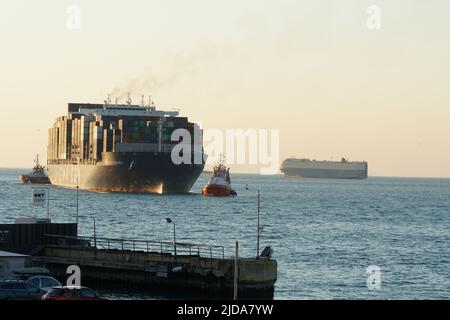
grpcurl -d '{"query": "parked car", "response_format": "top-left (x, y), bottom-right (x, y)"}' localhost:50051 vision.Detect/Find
top-left (41, 286), bottom-right (106, 300)
top-left (0, 280), bottom-right (43, 300)
top-left (25, 276), bottom-right (62, 292)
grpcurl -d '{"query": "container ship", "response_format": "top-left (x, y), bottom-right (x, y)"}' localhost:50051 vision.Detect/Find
top-left (47, 99), bottom-right (205, 194)
top-left (280, 158), bottom-right (368, 179)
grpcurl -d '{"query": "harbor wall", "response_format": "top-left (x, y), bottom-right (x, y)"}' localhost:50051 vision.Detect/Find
top-left (32, 246), bottom-right (277, 299)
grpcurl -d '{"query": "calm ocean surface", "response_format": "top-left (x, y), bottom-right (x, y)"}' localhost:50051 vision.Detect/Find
top-left (1, 168), bottom-right (449, 300)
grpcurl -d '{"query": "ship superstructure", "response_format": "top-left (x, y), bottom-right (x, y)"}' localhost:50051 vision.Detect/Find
top-left (47, 98), bottom-right (205, 193)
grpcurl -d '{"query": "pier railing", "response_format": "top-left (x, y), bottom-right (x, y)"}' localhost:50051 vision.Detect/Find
top-left (44, 234), bottom-right (225, 260)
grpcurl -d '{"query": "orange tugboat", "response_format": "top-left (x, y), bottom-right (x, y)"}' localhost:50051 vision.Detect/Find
top-left (19, 155), bottom-right (51, 184)
top-left (202, 157), bottom-right (237, 197)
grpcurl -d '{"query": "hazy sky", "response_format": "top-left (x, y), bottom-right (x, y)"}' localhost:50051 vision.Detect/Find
top-left (1, 0), bottom-right (449, 177)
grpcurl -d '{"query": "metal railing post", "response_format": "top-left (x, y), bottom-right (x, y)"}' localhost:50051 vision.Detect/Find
top-left (234, 241), bottom-right (239, 300)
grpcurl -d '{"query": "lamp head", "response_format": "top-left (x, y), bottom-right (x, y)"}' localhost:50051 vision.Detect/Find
top-left (166, 218), bottom-right (172, 223)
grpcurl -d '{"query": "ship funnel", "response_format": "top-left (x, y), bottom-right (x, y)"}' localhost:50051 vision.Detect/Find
top-left (104, 95), bottom-right (112, 108)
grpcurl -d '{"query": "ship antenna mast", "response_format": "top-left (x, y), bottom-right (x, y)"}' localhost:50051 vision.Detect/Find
top-left (217, 153), bottom-right (225, 167)
top-left (126, 93), bottom-right (132, 106)
top-left (141, 95), bottom-right (145, 108)
top-left (148, 95), bottom-right (155, 110)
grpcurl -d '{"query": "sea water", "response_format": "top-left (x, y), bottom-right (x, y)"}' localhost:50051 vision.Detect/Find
top-left (0, 169), bottom-right (449, 299)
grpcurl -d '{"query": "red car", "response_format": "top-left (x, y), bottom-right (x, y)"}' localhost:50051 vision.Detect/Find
top-left (41, 286), bottom-right (106, 300)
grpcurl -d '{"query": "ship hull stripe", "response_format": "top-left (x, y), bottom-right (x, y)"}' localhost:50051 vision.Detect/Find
top-left (281, 168), bottom-right (367, 179)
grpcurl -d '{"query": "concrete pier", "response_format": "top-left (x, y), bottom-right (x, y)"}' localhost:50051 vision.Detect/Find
top-left (31, 236), bottom-right (277, 299)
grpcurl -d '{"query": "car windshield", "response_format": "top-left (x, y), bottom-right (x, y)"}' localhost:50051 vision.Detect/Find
top-left (29, 278), bottom-right (40, 288)
top-left (46, 288), bottom-right (64, 296)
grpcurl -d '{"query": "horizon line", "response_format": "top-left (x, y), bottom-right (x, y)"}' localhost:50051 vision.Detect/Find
top-left (1, 167), bottom-right (450, 180)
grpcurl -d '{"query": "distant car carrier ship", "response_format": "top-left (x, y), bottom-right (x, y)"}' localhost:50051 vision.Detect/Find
top-left (281, 158), bottom-right (368, 179)
top-left (47, 97), bottom-right (205, 194)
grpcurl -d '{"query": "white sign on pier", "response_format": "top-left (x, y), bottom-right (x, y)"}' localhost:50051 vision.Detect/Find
top-left (32, 189), bottom-right (48, 205)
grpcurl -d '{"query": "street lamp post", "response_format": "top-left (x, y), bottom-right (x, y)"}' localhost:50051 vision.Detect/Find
top-left (47, 187), bottom-right (50, 220)
top-left (234, 241), bottom-right (239, 300)
top-left (166, 218), bottom-right (176, 256)
top-left (93, 214), bottom-right (97, 248)
top-left (256, 189), bottom-right (260, 259)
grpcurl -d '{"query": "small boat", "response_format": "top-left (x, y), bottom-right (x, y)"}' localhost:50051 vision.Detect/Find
top-left (202, 157), bottom-right (237, 197)
top-left (19, 155), bottom-right (51, 184)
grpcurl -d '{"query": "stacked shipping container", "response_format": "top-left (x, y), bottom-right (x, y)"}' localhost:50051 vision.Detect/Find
top-left (48, 113), bottom-right (194, 165)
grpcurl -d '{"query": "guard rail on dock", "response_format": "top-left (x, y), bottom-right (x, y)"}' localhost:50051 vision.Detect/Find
top-left (44, 234), bottom-right (225, 260)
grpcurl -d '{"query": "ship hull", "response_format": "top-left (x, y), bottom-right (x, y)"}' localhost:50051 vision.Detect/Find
top-left (48, 152), bottom-right (204, 194)
top-left (202, 184), bottom-right (236, 197)
top-left (19, 175), bottom-right (51, 184)
top-left (281, 167), bottom-right (367, 179)
top-left (281, 158), bottom-right (368, 180)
